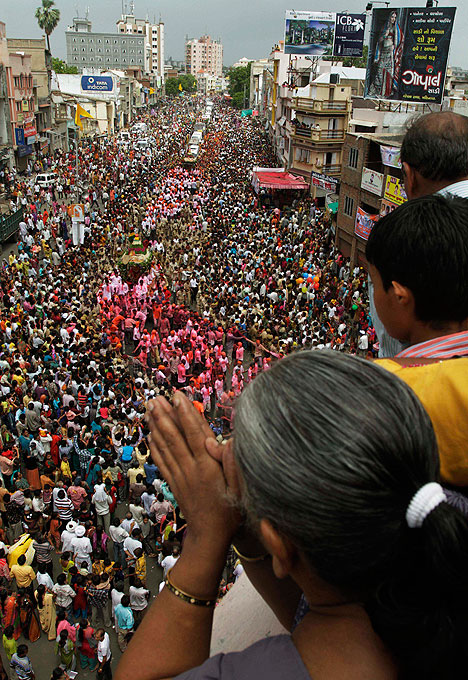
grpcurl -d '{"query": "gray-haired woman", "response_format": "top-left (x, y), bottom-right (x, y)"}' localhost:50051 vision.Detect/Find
top-left (116, 351), bottom-right (468, 680)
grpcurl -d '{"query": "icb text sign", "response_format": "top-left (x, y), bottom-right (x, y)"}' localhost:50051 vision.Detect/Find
top-left (81, 75), bottom-right (114, 92)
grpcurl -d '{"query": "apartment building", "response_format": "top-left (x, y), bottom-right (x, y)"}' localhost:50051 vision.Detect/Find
top-left (185, 35), bottom-right (223, 78)
top-left (116, 13), bottom-right (165, 80)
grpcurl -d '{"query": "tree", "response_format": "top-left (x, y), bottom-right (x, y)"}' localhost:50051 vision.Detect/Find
top-left (227, 62), bottom-right (251, 109)
top-left (165, 74), bottom-right (197, 97)
top-left (35, 0), bottom-right (60, 53)
top-left (51, 57), bottom-right (77, 74)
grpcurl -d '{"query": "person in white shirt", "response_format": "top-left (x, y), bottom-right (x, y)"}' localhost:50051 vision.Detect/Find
top-left (95, 628), bottom-right (112, 679)
top-left (109, 518), bottom-right (129, 565)
top-left (60, 521), bottom-right (77, 553)
top-left (160, 547), bottom-right (180, 577)
top-left (129, 578), bottom-right (150, 626)
top-left (71, 525), bottom-right (93, 570)
top-left (36, 564), bottom-right (54, 590)
top-left (123, 529), bottom-right (143, 565)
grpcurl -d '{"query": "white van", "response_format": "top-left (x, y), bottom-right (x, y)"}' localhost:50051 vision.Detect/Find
top-left (36, 172), bottom-right (57, 188)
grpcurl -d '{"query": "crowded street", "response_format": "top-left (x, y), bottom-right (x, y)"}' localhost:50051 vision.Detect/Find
top-left (0, 96), bottom-right (374, 678)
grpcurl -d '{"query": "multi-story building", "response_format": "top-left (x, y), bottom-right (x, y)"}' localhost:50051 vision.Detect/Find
top-left (0, 22), bottom-right (38, 169)
top-left (7, 37), bottom-right (53, 154)
top-left (185, 35), bottom-right (223, 78)
top-left (116, 13), bottom-right (165, 81)
top-left (249, 58), bottom-right (272, 111)
top-left (66, 16), bottom-right (145, 74)
top-left (336, 132), bottom-right (405, 266)
top-left (289, 79), bottom-right (352, 185)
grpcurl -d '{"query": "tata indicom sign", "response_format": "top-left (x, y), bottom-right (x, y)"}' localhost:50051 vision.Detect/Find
top-left (81, 75), bottom-right (114, 92)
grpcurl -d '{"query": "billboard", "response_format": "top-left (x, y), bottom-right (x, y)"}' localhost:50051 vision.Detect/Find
top-left (380, 199), bottom-right (398, 217)
top-left (384, 175), bottom-right (407, 206)
top-left (355, 207), bottom-right (380, 241)
top-left (285, 11), bottom-right (365, 57)
top-left (285, 11), bottom-right (336, 56)
top-left (334, 14), bottom-right (366, 58)
top-left (81, 75), bottom-right (114, 92)
top-left (361, 168), bottom-right (384, 196)
top-left (365, 7), bottom-right (456, 104)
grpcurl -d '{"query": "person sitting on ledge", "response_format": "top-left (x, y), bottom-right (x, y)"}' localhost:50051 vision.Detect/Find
top-left (116, 352), bottom-right (468, 680)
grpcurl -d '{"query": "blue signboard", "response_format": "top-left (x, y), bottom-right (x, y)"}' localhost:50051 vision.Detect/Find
top-left (17, 144), bottom-right (33, 157)
top-left (15, 128), bottom-right (25, 145)
top-left (81, 75), bottom-right (114, 92)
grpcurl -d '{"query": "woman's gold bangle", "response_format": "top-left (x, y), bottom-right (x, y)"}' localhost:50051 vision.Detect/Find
top-left (232, 543), bottom-right (269, 562)
top-left (165, 568), bottom-right (217, 607)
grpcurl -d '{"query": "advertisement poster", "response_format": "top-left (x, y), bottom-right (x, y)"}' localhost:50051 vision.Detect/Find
top-left (285, 11), bottom-right (365, 57)
top-left (285, 11), bottom-right (336, 55)
top-left (380, 145), bottom-right (401, 168)
top-left (380, 199), bottom-right (398, 217)
top-left (384, 175), bottom-right (407, 206)
top-left (334, 14), bottom-right (366, 57)
top-left (364, 6), bottom-right (456, 104)
top-left (355, 207), bottom-right (380, 241)
top-left (361, 168), bottom-right (384, 196)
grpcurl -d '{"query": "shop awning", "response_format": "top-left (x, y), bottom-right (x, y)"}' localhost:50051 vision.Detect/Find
top-left (252, 169), bottom-right (309, 192)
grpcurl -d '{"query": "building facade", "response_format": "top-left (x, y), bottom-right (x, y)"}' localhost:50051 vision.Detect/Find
top-left (66, 17), bottom-right (145, 73)
top-left (336, 132), bottom-right (404, 266)
top-left (7, 37), bottom-right (53, 154)
top-left (116, 14), bottom-right (165, 80)
top-left (185, 35), bottom-right (223, 78)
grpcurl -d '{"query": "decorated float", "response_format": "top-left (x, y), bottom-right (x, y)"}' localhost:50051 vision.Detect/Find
top-left (117, 232), bottom-right (154, 283)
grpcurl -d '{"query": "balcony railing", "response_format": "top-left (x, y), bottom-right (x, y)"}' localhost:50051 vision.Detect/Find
top-left (293, 97), bottom-right (348, 113)
top-left (322, 164), bottom-right (342, 175)
top-left (292, 126), bottom-right (345, 142)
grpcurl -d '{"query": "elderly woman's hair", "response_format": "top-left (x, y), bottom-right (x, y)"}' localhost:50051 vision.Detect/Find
top-left (234, 350), bottom-right (468, 680)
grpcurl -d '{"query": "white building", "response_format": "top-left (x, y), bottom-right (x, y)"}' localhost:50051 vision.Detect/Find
top-left (185, 35), bottom-right (223, 78)
top-left (116, 13), bottom-right (165, 80)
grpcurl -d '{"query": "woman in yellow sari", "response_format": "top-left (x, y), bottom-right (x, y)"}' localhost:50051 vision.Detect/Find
top-left (35, 584), bottom-right (57, 641)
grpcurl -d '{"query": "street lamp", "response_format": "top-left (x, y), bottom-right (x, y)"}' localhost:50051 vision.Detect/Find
top-left (366, 1), bottom-right (390, 9)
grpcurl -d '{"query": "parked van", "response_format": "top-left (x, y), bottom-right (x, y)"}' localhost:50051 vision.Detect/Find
top-left (36, 172), bottom-right (57, 188)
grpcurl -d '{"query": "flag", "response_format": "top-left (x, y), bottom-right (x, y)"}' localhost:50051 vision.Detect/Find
top-left (178, 83), bottom-right (183, 91)
top-left (149, 87), bottom-right (155, 94)
top-left (75, 103), bottom-right (94, 129)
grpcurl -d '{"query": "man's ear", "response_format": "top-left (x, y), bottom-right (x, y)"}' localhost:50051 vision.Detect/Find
top-left (259, 518), bottom-right (298, 579)
top-left (402, 162), bottom-right (417, 200)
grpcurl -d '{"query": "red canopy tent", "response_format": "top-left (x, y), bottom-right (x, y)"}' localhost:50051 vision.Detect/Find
top-left (252, 168), bottom-right (309, 193)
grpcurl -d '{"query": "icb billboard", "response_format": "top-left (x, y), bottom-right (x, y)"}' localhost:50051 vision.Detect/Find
top-left (81, 75), bottom-right (114, 92)
top-left (284, 11), bottom-right (365, 57)
top-left (364, 6), bottom-right (456, 104)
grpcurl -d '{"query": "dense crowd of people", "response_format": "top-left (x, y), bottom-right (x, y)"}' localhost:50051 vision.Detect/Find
top-left (0, 96), bottom-right (370, 678)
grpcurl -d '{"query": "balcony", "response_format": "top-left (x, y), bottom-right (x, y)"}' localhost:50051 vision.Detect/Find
top-left (322, 164), bottom-right (342, 175)
top-left (291, 126), bottom-right (345, 143)
top-left (293, 97), bottom-right (349, 114)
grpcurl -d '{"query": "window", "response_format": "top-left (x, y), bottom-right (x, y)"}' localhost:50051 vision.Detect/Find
top-left (348, 147), bottom-right (359, 169)
top-left (343, 195), bottom-right (355, 217)
top-left (295, 147), bottom-right (310, 163)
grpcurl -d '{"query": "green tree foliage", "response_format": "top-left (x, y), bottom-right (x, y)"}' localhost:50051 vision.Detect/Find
top-left (51, 57), bottom-right (78, 74)
top-left (165, 74), bottom-right (197, 96)
top-left (227, 63), bottom-right (251, 109)
top-left (35, 0), bottom-right (60, 53)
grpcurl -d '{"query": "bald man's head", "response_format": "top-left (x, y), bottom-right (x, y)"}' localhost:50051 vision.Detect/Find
top-left (401, 111), bottom-right (468, 184)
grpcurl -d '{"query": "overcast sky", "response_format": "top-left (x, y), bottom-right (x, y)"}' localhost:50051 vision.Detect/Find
top-left (2, 0), bottom-right (467, 67)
